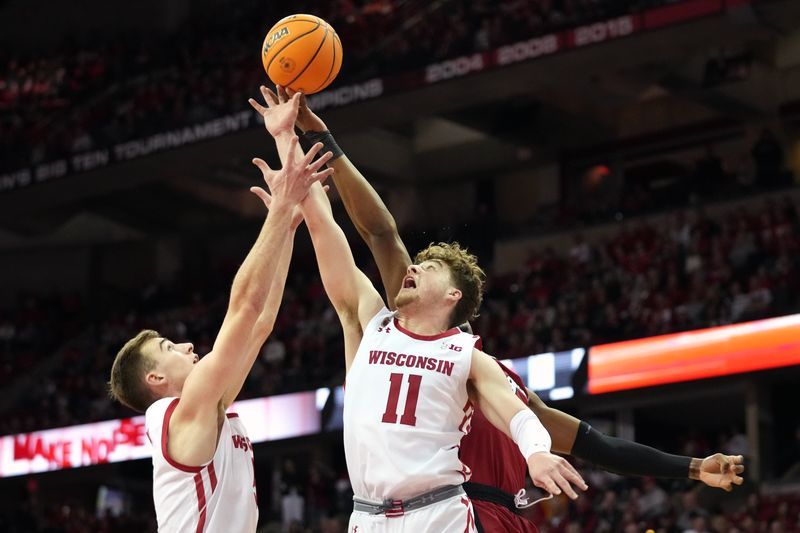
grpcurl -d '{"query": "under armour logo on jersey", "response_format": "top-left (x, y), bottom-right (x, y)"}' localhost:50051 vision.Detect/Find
top-left (352, 527), bottom-right (359, 533)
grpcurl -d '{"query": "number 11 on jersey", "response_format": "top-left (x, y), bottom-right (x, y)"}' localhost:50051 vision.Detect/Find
top-left (381, 373), bottom-right (422, 426)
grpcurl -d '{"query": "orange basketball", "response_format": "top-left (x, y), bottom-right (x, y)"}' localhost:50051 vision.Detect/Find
top-left (261, 14), bottom-right (343, 95)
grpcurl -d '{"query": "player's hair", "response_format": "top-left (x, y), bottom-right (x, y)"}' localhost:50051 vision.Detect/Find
top-left (414, 242), bottom-right (485, 328)
top-left (108, 329), bottom-right (160, 413)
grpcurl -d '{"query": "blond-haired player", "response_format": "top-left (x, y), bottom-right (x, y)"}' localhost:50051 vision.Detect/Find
top-left (250, 89), bottom-right (586, 533)
top-left (108, 94), bottom-right (333, 533)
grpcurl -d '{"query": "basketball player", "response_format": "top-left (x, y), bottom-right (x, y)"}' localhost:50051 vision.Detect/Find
top-left (259, 85), bottom-right (746, 533)
top-left (251, 88), bottom-right (587, 533)
top-left (108, 94), bottom-right (334, 533)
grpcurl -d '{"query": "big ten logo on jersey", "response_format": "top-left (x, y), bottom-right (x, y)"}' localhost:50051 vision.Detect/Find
top-left (231, 434), bottom-right (252, 452)
top-left (263, 27), bottom-right (289, 54)
top-left (441, 341), bottom-right (462, 352)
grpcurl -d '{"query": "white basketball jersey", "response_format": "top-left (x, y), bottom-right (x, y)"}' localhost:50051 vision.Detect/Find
top-left (145, 397), bottom-right (258, 533)
top-left (344, 307), bottom-right (480, 502)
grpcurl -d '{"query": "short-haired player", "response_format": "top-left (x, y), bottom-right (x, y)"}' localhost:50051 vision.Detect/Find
top-left (108, 94), bottom-right (333, 533)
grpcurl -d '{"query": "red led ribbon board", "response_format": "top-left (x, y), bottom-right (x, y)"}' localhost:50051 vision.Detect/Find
top-left (588, 314), bottom-right (800, 394)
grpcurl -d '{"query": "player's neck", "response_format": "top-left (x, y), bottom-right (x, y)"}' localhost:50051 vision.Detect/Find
top-left (395, 308), bottom-right (451, 336)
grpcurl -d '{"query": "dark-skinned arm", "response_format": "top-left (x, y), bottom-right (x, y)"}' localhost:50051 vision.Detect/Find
top-left (527, 388), bottom-right (745, 491)
top-left (272, 85), bottom-right (412, 308)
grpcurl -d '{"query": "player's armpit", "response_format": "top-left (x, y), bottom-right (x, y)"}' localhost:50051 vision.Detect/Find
top-left (468, 349), bottom-right (531, 440)
top-left (526, 388), bottom-right (581, 455)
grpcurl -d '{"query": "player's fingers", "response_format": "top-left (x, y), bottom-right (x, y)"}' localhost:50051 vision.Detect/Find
top-left (560, 462), bottom-right (588, 491)
top-left (322, 184), bottom-right (330, 194)
top-left (719, 455), bottom-right (731, 473)
top-left (553, 472), bottom-right (579, 500)
top-left (732, 455), bottom-right (744, 465)
top-left (733, 465), bottom-right (745, 474)
top-left (534, 476), bottom-right (561, 497)
top-left (260, 85), bottom-right (279, 107)
top-left (249, 186), bottom-right (269, 204)
top-left (248, 98), bottom-right (268, 116)
top-left (310, 167), bottom-right (334, 184)
top-left (277, 85), bottom-right (290, 103)
top-left (302, 142), bottom-right (325, 165)
top-left (252, 157), bottom-right (272, 174)
top-left (307, 150), bottom-right (333, 173)
top-left (289, 91), bottom-right (301, 112)
top-left (733, 475), bottom-right (744, 486)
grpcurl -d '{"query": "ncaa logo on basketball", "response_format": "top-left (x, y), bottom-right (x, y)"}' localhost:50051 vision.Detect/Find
top-left (263, 27), bottom-right (289, 54)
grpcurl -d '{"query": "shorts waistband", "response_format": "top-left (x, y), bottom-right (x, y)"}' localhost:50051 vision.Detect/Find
top-left (463, 482), bottom-right (521, 516)
top-left (353, 484), bottom-right (465, 517)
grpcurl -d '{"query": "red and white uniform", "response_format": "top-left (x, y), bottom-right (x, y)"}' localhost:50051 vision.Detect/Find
top-left (145, 397), bottom-right (258, 533)
top-left (344, 307), bottom-right (480, 532)
top-left (460, 361), bottom-right (538, 533)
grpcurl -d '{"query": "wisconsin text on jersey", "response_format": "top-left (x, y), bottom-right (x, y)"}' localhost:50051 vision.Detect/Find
top-left (368, 349), bottom-right (457, 376)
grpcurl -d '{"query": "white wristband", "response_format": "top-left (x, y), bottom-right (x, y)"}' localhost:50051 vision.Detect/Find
top-left (510, 409), bottom-right (552, 459)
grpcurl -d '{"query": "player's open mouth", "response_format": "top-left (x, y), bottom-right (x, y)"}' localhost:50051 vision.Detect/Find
top-left (403, 277), bottom-right (416, 289)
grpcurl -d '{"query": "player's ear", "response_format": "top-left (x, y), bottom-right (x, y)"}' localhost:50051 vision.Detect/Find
top-left (446, 288), bottom-right (462, 303)
top-left (146, 370), bottom-right (165, 386)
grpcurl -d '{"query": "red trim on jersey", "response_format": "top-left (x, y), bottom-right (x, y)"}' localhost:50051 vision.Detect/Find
top-left (194, 472), bottom-right (207, 533)
top-left (208, 462), bottom-right (218, 493)
top-left (226, 412), bottom-right (239, 419)
top-left (161, 398), bottom-right (203, 473)
top-left (472, 335), bottom-right (483, 351)
top-left (460, 496), bottom-right (475, 533)
top-left (392, 317), bottom-right (460, 341)
top-left (495, 360), bottom-right (528, 403)
top-left (458, 399), bottom-right (474, 433)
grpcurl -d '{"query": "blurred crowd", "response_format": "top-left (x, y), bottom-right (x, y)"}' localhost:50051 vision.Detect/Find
top-left (1, 0), bottom-right (669, 172)
top-left (0, 189), bottom-right (798, 436)
top-left (478, 194), bottom-right (800, 358)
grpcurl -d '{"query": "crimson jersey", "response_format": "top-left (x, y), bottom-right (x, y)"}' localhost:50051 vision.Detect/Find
top-left (459, 360), bottom-right (528, 495)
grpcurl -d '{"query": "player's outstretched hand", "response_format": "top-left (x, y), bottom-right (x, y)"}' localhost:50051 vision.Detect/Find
top-left (251, 184), bottom-right (330, 230)
top-left (697, 453), bottom-right (745, 492)
top-left (251, 137), bottom-right (334, 208)
top-left (277, 84), bottom-right (327, 133)
top-left (527, 452), bottom-right (588, 500)
top-left (249, 87), bottom-right (301, 138)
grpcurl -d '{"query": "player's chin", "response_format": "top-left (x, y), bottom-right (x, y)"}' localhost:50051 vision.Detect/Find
top-left (394, 291), bottom-right (417, 308)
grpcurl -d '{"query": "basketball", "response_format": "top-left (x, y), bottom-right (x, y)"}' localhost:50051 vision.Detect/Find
top-left (261, 14), bottom-right (343, 95)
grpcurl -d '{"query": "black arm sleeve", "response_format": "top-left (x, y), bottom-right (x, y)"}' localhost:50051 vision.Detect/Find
top-left (571, 421), bottom-right (691, 479)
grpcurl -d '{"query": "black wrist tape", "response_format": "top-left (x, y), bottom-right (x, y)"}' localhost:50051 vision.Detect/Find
top-left (572, 421), bottom-right (691, 479)
top-left (302, 130), bottom-right (344, 161)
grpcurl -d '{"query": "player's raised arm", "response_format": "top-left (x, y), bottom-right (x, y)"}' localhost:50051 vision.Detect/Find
top-left (250, 88), bottom-right (385, 373)
top-left (277, 85), bottom-right (412, 308)
top-left (469, 348), bottom-right (588, 500)
top-left (301, 182), bottom-right (385, 371)
top-left (525, 389), bottom-right (745, 491)
top-left (170, 123), bottom-right (330, 468)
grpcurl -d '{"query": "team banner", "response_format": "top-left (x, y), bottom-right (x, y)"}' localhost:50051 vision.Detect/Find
top-left (1, 0), bottom-right (750, 193)
top-left (0, 390), bottom-right (323, 478)
top-left (588, 313), bottom-right (800, 394)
